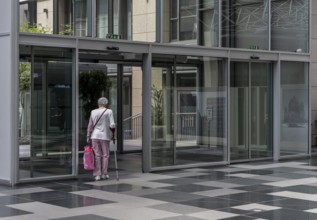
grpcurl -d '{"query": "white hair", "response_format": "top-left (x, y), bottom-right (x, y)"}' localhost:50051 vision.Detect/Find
top-left (98, 97), bottom-right (108, 106)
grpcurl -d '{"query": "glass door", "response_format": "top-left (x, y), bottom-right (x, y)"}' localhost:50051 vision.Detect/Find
top-left (230, 62), bottom-right (272, 161)
top-left (78, 51), bottom-right (143, 174)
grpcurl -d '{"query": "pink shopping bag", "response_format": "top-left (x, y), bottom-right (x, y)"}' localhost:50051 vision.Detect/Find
top-left (83, 146), bottom-right (94, 170)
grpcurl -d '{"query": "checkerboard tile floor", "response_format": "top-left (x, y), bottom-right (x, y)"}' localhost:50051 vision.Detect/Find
top-left (2, 160), bottom-right (317, 219)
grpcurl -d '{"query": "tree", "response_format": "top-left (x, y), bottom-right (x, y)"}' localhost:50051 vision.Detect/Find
top-left (151, 85), bottom-right (164, 126)
top-left (79, 70), bottom-right (109, 119)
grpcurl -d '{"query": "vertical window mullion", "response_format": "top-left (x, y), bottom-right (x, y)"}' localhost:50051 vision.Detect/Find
top-left (177, 0), bottom-right (180, 41)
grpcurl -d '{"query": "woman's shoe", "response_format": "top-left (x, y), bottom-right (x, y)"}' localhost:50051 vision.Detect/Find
top-left (101, 174), bottom-right (109, 180)
top-left (95, 175), bottom-right (101, 181)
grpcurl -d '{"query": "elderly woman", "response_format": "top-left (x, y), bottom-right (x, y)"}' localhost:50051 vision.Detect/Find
top-left (87, 97), bottom-right (115, 181)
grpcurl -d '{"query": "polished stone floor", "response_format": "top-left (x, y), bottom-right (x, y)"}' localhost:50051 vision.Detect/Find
top-left (2, 156), bottom-right (317, 219)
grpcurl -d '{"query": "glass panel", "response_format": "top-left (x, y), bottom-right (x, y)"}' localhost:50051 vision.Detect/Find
top-left (19, 0), bottom-right (90, 37)
top-left (151, 55), bottom-right (227, 168)
top-left (113, 0), bottom-right (119, 35)
top-left (57, 0), bottom-right (73, 35)
top-left (179, 0), bottom-right (197, 41)
top-left (78, 63), bottom-right (113, 174)
top-left (222, 0), bottom-right (269, 50)
top-left (151, 66), bottom-right (174, 167)
top-left (230, 62), bottom-right (272, 160)
top-left (171, 0), bottom-right (178, 19)
top-left (170, 20), bottom-right (178, 41)
top-left (250, 63), bottom-right (272, 158)
top-left (200, 0), bottom-right (219, 47)
top-left (74, 0), bottom-right (90, 37)
top-left (280, 62), bottom-right (309, 156)
top-left (271, 0), bottom-right (309, 52)
top-left (230, 62), bottom-right (249, 160)
top-left (19, 0), bottom-right (53, 34)
top-left (19, 46), bottom-right (73, 179)
top-left (180, 17), bottom-right (197, 41)
top-left (96, 0), bottom-right (109, 38)
top-left (123, 67), bottom-right (143, 152)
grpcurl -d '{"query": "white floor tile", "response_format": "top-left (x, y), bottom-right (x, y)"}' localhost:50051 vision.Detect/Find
top-left (269, 191), bottom-right (317, 201)
top-left (188, 210), bottom-right (238, 220)
top-left (226, 173), bottom-right (259, 178)
top-left (232, 203), bottom-right (281, 211)
top-left (263, 177), bottom-right (317, 187)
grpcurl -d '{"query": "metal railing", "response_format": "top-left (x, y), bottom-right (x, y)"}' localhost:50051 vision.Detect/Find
top-left (177, 113), bottom-right (196, 140)
top-left (123, 113), bottom-right (142, 139)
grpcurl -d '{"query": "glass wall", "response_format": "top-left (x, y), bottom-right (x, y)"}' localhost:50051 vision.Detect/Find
top-left (271, 0), bottom-right (309, 53)
top-left (19, 46), bottom-right (73, 179)
top-left (19, 0), bottom-right (91, 36)
top-left (19, 0), bottom-right (132, 39)
top-left (151, 55), bottom-right (227, 167)
top-left (222, 0), bottom-right (269, 50)
top-left (280, 62), bottom-right (309, 156)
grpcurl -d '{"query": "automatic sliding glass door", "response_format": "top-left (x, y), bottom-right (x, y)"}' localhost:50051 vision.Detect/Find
top-left (230, 62), bottom-right (272, 161)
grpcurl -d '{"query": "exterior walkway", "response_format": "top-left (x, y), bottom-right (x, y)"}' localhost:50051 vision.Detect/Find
top-left (2, 157), bottom-right (317, 219)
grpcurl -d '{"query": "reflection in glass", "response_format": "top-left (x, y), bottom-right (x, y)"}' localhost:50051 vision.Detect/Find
top-left (170, 0), bottom-right (198, 42)
top-left (19, 0), bottom-right (90, 36)
top-left (19, 46), bottom-right (73, 179)
top-left (230, 62), bottom-right (249, 160)
top-left (96, 0), bottom-right (109, 38)
top-left (151, 55), bottom-right (227, 168)
top-left (222, 0), bottom-right (269, 50)
top-left (280, 62), bottom-right (309, 155)
top-left (200, 0), bottom-right (219, 47)
top-left (271, 0), bottom-right (309, 52)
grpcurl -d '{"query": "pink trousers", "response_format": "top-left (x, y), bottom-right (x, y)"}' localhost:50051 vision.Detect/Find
top-left (91, 139), bottom-right (110, 177)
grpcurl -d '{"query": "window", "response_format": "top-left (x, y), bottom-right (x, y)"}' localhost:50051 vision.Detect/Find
top-left (170, 0), bottom-right (198, 42)
top-left (170, 0), bottom-right (220, 47)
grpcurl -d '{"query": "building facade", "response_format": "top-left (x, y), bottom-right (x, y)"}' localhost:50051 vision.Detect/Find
top-left (0, 0), bottom-right (313, 185)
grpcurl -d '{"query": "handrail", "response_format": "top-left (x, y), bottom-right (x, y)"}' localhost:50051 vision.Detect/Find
top-left (123, 113), bottom-right (142, 139)
top-left (123, 113), bottom-right (142, 122)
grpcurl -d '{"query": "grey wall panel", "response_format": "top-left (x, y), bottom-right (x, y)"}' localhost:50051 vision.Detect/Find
top-left (0, 36), bottom-right (12, 181)
top-left (0, 1), bottom-right (11, 33)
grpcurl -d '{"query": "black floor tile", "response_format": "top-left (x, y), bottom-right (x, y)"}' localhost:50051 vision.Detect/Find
top-left (235, 185), bottom-right (282, 193)
top-left (15, 191), bottom-right (69, 202)
top-left (0, 206), bottom-right (32, 218)
top-left (219, 178), bottom-right (270, 186)
top-left (179, 197), bottom-right (247, 209)
top-left (43, 195), bottom-right (114, 208)
top-left (151, 177), bottom-right (201, 185)
top-left (160, 184), bottom-right (219, 193)
top-left (216, 191), bottom-right (281, 203)
top-left (44, 184), bottom-right (94, 193)
top-left (0, 195), bottom-right (32, 205)
top-left (186, 172), bottom-right (231, 181)
top-left (261, 198), bottom-right (317, 211)
top-left (95, 183), bottom-right (149, 192)
top-left (141, 191), bottom-right (207, 203)
top-left (232, 169), bottom-right (277, 175)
